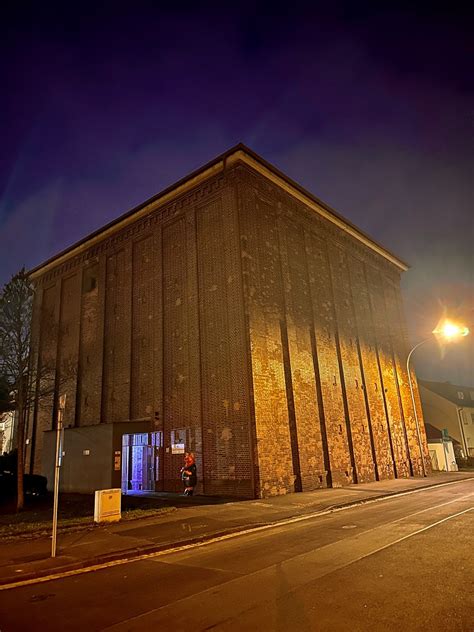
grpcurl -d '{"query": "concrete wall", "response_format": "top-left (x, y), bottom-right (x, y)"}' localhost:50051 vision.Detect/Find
top-left (42, 424), bottom-right (114, 493)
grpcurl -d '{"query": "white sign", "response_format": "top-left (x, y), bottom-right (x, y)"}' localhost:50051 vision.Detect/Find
top-left (171, 443), bottom-right (185, 454)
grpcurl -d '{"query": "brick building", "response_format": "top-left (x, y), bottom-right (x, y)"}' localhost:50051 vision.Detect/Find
top-left (26, 144), bottom-right (430, 497)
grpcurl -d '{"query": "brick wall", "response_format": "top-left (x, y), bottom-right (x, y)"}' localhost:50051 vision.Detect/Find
top-left (328, 245), bottom-right (376, 483)
top-left (29, 158), bottom-right (430, 495)
top-left (31, 283), bottom-right (59, 474)
top-left (278, 216), bottom-right (328, 491)
top-left (366, 266), bottom-right (411, 478)
top-left (131, 236), bottom-right (154, 421)
top-left (57, 274), bottom-right (81, 427)
top-left (347, 256), bottom-right (395, 480)
top-left (237, 164), bottom-right (429, 496)
top-left (239, 190), bottom-right (295, 496)
top-left (103, 247), bottom-right (132, 424)
top-left (197, 190), bottom-right (253, 496)
top-left (77, 261), bottom-right (105, 426)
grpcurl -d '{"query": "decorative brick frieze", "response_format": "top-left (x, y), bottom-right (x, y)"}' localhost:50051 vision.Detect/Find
top-left (38, 175), bottom-right (227, 286)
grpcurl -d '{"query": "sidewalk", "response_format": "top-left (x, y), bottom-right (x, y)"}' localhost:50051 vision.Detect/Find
top-left (0, 472), bottom-right (472, 588)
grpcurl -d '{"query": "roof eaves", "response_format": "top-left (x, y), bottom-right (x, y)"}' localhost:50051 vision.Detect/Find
top-left (29, 143), bottom-right (408, 278)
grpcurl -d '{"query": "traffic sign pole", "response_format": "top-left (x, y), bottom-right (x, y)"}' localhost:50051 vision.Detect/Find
top-left (51, 394), bottom-right (66, 558)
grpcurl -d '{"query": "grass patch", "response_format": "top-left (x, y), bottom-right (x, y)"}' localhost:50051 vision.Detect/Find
top-left (0, 505), bottom-right (176, 541)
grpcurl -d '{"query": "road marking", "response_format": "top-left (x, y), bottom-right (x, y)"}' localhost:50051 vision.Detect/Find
top-left (347, 505), bottom-right (473, 566)
top-left (0, 477), bottom-right (472, 592)
top-left (101, 505), bottom-right (474, 631)
top-left (157, 491), bottom-right (473, 574)
top-left (328, 491), bottom-right (474, 541)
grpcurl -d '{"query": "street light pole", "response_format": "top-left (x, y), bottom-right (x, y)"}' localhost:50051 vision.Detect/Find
top-left (406, 339), bottom-right (430, 477)
top-left (406, 319), bottom-right (469, 479)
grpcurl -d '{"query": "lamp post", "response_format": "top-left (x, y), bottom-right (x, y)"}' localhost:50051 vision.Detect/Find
top-left (407, 320), bottom-right (470, 477)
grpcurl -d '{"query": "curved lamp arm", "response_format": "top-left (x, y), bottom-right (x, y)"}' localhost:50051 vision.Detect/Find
top-left (406, 337), bottom-right (431, 477)
top-left (406, 338), bottom-right (431, 368)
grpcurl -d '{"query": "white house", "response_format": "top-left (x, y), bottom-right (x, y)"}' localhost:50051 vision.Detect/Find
top-left (0, 411), bottom-right (16, 455)
top-left (419, 380), bottom-right (474, 460)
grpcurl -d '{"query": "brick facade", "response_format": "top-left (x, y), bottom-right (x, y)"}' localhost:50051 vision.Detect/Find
top-left (26, 145), bottom-right (431, 497)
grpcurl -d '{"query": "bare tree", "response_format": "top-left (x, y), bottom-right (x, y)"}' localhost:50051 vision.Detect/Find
top-left (0, 269), bottom-right (79, 510)
top-left (1, 270), bottom-right (78, 510)
top-left (0, 268), bottom-right (33, 510)
top-left (0, 374), bottom-right (13, 413)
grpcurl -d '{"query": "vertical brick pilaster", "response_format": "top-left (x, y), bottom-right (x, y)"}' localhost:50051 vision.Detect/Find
top-left (196, 187), bottom-right (253, 497)
top-left (366, 266), bottom-right (410, 478)
top-left (78, 257), bottom-right (105, 426)
top-left (57, 273), bottom-right (82, 428)
top-left (390, 284), bottom-right (431, 475)
top-left (131, 235), bottom-right (154, 421)
top-left (33, 282), bottom-right (60, 475)
top-left (102, 247), bottom-right (132, 424)
top-left (152, 224), bottom-right (164, 445)
top-left (185, 206), bottom-right (203, 492)
top-left (305, 233), bottom-right (353, 487)
top-left (162, 217), bottom-right (188, 490)
top-left (239, 190), bottom-right (294, 497)
top-left (328, 246), bottom-right (376, 483)
top-left (278, 215), bottom-right (328, 490)
top-left (349, 257), bottom-right (395, 480)
top-left (26, 285), bottom-right (43, 474)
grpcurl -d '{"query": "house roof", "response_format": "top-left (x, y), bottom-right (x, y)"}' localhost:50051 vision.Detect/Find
top-left (425, 423), bottom-right (443, 441)
top-left (420, 380), bottom-right (474, 408)
top-left (28, 143), bottom-right (409, 279)
top-left (424, 423), bottom-right (460, 444)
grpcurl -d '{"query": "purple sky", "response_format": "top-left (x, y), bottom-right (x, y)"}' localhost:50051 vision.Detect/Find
top-left (1, 2), bottom-right (473, 384)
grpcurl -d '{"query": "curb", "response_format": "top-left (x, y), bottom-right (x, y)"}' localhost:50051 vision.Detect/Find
top-left (0, 525), bottom-right (253, 589)
top-left (0, 506), bottom-right (177, 542)
top-left (1, 475), bottom-right (472, 590)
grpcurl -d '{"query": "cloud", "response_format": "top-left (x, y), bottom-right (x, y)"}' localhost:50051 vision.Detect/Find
top-left (0, 182), bottom-right (63, 283)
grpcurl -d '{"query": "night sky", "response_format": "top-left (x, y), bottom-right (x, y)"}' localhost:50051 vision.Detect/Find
top-left (1, 1), bottom-right (473, 384)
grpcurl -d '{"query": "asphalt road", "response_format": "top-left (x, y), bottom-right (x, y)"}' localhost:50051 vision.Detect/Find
top-left (0, 479), bottom-right (472, 632)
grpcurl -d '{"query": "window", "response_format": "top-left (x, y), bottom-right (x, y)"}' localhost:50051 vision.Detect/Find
top-left (457, 391), bottom-right (464, 400)
top-left (470, 391), bottom-right (474, 401)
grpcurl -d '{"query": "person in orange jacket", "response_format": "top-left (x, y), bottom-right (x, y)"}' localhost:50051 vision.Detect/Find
top-left (181, 452), bottom-right (197, 496)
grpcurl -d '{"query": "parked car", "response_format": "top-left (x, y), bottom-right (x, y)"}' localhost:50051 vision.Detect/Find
top-left (0, 468), bottom-right (48, 499)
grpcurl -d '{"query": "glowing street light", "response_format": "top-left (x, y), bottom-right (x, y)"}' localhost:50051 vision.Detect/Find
top-left (407, 319), bottom-right (470, 477)
top-left (433, 319), bottom-right (470, 341)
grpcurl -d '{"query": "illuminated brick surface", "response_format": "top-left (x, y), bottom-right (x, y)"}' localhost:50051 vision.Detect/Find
top-left (27, 155), bottom-right (430, 497)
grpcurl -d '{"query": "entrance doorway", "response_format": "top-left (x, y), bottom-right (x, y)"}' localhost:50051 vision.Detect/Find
top-left (121, 432), bottom-right (163, 493)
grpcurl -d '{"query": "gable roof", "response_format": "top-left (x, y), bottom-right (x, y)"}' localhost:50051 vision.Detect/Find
top-left (420, 380), bottom-right (474, 408)
top-left (29, 143), bottom-right (408, 279)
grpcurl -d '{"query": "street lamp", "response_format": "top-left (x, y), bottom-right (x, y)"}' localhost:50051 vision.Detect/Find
top-left (407, 319), bottom-right (470, 477)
